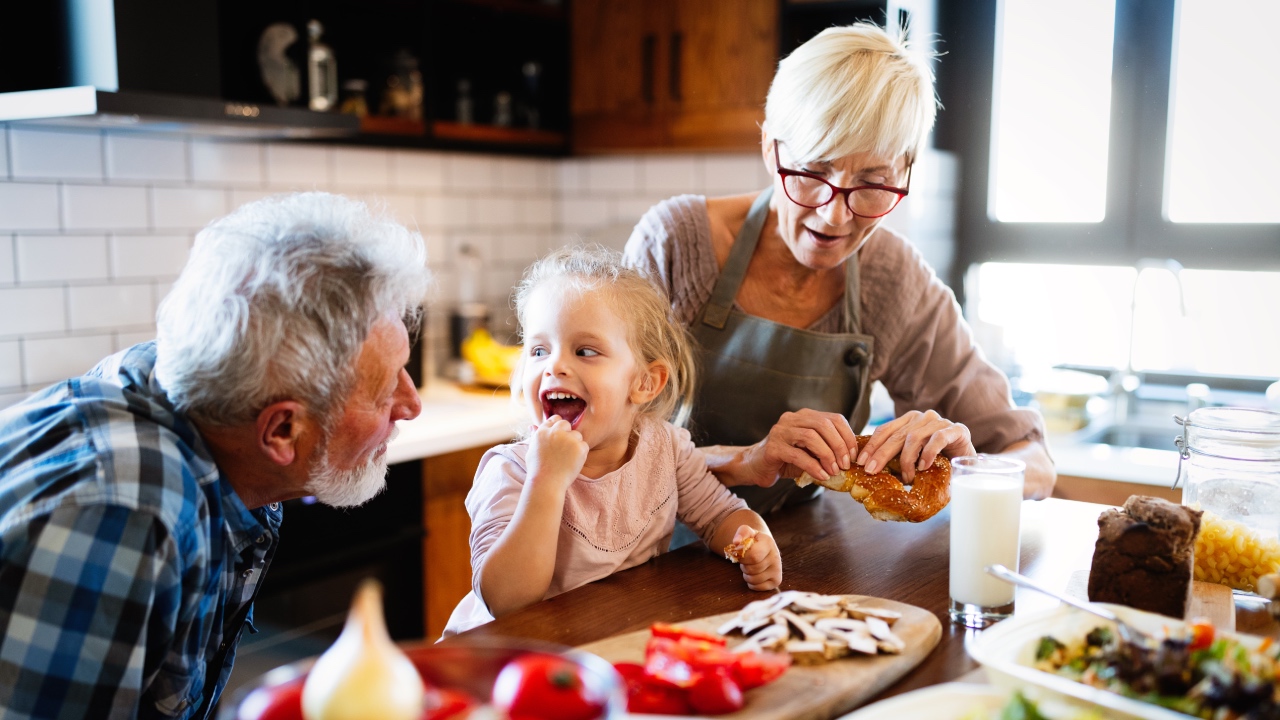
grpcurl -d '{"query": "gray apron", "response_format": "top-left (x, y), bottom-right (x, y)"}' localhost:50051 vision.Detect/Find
top-left (689, 187), bottom-right (875, 516)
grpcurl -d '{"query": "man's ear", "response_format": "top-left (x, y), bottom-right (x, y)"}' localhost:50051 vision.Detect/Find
top-left (256, 400), bottom-right (311, 466)
top-left (630, 361), bottom-right (670, 406)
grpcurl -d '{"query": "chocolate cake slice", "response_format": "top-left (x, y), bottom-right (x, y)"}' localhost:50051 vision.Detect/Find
top-left (1087, 495), bottom-right (1203, 618)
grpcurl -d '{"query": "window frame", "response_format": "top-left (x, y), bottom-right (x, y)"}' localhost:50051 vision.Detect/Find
top-left (943, 0), bottom-right (1280, 287)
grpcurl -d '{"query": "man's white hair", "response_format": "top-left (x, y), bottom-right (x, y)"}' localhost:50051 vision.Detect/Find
top-left (155, 192), bottom-right (427, 427)
top-left (764, 22), bottom-right (938, 165)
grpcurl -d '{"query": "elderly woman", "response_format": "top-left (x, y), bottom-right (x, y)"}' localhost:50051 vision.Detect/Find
top-left (624, 23), bottom-right (1053, 518)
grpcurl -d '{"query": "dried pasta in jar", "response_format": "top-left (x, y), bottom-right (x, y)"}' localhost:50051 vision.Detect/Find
top-left (1193, 509), bottom-right (1280, 592)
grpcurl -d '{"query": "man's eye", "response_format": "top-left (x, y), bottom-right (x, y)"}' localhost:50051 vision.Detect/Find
top-left (577, 348), bottom-right (599, 357)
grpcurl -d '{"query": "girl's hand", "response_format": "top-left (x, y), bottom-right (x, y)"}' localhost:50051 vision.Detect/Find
top-left (525, 415), bottom-right (589, 492)
top-left (732, 526), bottom-right (782, 591)
top-left (858, 410), bottom-right (974, 483)
top-left (741, 409), bottom-right (859, 486)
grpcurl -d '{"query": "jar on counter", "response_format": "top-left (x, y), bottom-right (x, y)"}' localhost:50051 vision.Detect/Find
top-left (1178, 407), bottom-right (1280, 536)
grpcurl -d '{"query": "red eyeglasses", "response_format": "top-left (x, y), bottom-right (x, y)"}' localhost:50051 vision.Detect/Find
top-left (774, 141), bottom-right (911, 219)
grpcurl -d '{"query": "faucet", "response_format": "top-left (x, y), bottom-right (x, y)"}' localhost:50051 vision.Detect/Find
top-left (1113, 258), bottom-right (1189, 422)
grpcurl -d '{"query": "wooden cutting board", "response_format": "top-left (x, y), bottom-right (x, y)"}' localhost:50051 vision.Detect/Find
top-left (1066, 570), bottom-right (1235, 631)
top-left (578, 595), bottom-right (942, 720)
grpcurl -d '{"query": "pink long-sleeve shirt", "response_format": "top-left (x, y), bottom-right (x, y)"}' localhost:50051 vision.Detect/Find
top-left (442, 417), bottom-right (748, 637)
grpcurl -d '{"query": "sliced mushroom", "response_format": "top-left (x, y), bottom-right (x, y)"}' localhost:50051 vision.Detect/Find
top-left (865, 616), bottom-right (906, 654)
top-left (789, 593), bottom-right (846, 613)
top-left (796, 607), bottom-right (842, 623)
top-left (775, 609), bottom-right (826, 643)
top-left (830, 628), bottom-right (879, 655)
top-left (844, 604), bottom-right (902, 626)
top-left (822, 639), bottom-right (850, 660)
top-left (785, 640), bottom-right (828, 665)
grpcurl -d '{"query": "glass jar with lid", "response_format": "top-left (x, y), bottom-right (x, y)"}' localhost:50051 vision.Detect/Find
top-left (1177, 407), bottom-right (1280, 536)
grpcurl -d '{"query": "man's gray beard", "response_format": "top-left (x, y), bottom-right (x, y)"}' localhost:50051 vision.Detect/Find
top-left (304, 426), bottom-right (399, 508)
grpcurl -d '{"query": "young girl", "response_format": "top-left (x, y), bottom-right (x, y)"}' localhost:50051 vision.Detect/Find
top-left (443, 246), bottom-right (782, 635)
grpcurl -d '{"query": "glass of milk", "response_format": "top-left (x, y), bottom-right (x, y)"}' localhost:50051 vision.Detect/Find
top-left (949, 455), bottom-right (1025, 628)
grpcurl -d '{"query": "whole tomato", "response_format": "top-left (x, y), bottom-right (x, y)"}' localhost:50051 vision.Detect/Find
top-left (687, 671), bottom-right (744, 715)
top-left (491, 653), bottom-right (609, 720)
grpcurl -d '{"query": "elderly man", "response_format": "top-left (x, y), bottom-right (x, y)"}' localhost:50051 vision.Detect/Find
top-left (0, 193), bottom-right (427, 719)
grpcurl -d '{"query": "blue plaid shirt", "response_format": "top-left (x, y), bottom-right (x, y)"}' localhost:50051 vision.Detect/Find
top-left (0, 342), bottom-right (282, 719)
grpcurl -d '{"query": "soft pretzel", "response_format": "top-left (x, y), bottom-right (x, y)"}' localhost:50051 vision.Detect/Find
top-left (795, 436), bottom-right (952, 522)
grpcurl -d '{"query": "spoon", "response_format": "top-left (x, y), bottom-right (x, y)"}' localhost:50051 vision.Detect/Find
top-left (984, 564), bottom-right (1155, 648)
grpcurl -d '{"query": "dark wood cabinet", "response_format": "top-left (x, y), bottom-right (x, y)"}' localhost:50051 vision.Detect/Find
top-left (422, 444), bottom-right (491, 640)
top-left (571, 0), bottom-right (778, 153)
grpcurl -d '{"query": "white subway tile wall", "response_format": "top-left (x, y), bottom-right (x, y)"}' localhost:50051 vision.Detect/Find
top-left (0, 126), bottom-right (9, 178)
top-left (0, 124), bottom-right (957, 408)
top-left (0, 235), bottom-right (14, 284)
top-left (0, 183), bottom-right (61, 231)
top-left (10, 128), bottom-right (104, 180)
top-left (0, 340), bottom-right (20, 388)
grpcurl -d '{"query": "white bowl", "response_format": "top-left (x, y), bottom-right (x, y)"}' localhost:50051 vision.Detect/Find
top-left (834, 683), bottom-right (1006, 719)
top-left (966, 603), bottom-right (1266, 720)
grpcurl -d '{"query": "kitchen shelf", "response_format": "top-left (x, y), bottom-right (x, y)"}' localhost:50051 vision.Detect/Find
top-left (360, 116), bottom-right (428, 136)
top-left (450, 0), bottom-right (565, 20)
top-left (431, 121), bottom-right (565, 148)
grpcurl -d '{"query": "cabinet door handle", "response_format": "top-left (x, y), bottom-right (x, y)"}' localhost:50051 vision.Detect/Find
top-left (669, 31), bottom-right (683, 102)
top-left (642, 33), bottom-right (657, 104)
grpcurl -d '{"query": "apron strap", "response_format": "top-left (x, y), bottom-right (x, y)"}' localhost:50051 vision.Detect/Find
top-left (701, 187), bottom-right (773, 330)
top-left (842, 249), bottom-right (863, 335)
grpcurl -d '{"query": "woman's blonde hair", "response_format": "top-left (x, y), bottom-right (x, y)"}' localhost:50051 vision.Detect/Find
top-left (512, 245), bottom-right (697, 427)
top-left (764, 22), bottom-right (938, 165)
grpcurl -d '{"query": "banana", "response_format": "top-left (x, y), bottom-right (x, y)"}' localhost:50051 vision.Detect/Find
top-left (461, 328), bottom-right (522, 383)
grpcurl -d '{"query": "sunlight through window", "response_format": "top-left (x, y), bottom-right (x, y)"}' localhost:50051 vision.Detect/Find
top-left (1166, 0), bottom-right (1280, 222)
top-left (990, 0), bottom-right (1115, 222)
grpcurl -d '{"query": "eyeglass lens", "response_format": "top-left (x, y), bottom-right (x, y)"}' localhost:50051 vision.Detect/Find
top-left (781, 174), bottom-right (903, 216)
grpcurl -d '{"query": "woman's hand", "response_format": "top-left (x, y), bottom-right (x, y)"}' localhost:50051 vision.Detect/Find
top-left (738, 409), bottom-right (860, 487)
top-left (525, 415), bottom-right (589, 492)
top-left (731, 526), bottom-right (782, 591)
top-left (857, 410), bottom-right (974, 484)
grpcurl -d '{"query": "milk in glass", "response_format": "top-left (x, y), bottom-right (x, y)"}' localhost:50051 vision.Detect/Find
top-left (949, 466), bottom-right (1023, 620)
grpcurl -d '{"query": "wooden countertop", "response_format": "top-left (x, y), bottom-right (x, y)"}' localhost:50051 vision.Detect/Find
top-left (451, 495), bottom-right (1279, 710)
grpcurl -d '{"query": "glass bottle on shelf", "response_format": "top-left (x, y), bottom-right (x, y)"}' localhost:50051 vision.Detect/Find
top-left (338, 79), bottom-right (368, 117)
top-left (307, 19), bottom-right (338, 111)
top-left (379, 50), bottom-right (424, 120)
top-left (493, 91), bottom-right (513, 127)
top-left (521, 61), bottom-right (542, 129)
top-left (456, 79), bottom-right (474, 125)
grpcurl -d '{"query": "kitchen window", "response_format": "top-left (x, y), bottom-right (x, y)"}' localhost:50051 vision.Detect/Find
top-left (940, 0), bottom-right (1279, 387)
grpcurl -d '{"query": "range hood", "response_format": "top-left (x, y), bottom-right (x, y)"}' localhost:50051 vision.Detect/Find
top-left (0, 86), bottom-right (358, 139)
top-left (0, 1), bottom-right (359, 139)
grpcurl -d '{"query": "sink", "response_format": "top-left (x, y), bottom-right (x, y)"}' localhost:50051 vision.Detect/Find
top-left (1074, 422), bottom-right (1182, 452)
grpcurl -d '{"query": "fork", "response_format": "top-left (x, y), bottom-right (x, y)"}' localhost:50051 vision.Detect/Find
top-left (984, 564), bottom-right (1156, 648)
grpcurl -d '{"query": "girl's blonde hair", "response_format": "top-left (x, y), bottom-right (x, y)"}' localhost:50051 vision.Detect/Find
top-left (512, 245), bottom-right (697, 427)
top-left (764, 22), bottom-right (938, 165)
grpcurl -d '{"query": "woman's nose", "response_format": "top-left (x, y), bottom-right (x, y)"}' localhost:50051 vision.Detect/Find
top-left (818, 195), bottom-right (854, 225)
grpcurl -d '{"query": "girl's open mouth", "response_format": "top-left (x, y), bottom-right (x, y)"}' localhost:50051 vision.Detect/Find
top-left (541, 390), bottom-right (587, 428)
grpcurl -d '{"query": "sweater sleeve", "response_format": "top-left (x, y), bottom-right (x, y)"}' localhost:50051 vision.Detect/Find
top-left (623, 195), bottom-right (718, 327)
top-left (859, 229), bottom-right (1047, 453)
top-left (668, 423), bottom-right (748, 546)
top-left (463, 445), bottom-right (528, 604)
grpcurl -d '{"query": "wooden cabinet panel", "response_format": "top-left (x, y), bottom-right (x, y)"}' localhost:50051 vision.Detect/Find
top-left (1051, 473), bottom-right (1181, 507)
top-left (671, 0), bottom-right (776, 117)
top-left (572, 0), bottom-right (776, 153)
top-left (422, 444), bottom-right (493, 640)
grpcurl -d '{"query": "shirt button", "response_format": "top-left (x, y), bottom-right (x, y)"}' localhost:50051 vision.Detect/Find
top-left (256, 534), bottom-right (268, 544)
top-left (241, 569), bottom-right (253, 578)
top-left (269, 503), bottom-right (280, 511)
